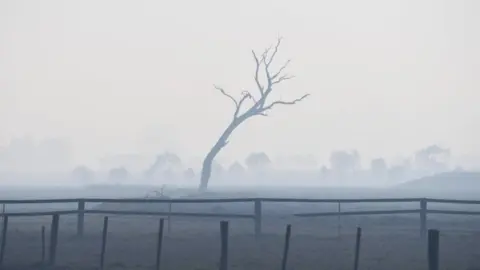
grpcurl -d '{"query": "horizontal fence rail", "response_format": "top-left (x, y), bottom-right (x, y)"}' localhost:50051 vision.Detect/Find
top-left (426, 209), bottom-right (480, 215)
top-left (425, 198), bottom-right (480, 204)
top-left (294, 209), bottom-right (421, 217)
top-left (260, 198), bottom-right (425, 203)
top-left (0, 197), bottom-right (428, 204)
top-left (2, 197), bottom-right (477, 204)
top-left (1, 197), bottom-right (480, 237)
top-left (0, 210), bottom-right (254, 218)
top-left (85, 210), bottom-right (255, 219)
top-left (0, 210), bottom-right (79, 217)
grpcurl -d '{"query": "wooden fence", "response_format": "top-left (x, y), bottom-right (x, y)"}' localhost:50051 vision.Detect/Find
top-left (0, 197), bottom-right (477, 269)
top-left (1, 197), bottom-right (480, 238)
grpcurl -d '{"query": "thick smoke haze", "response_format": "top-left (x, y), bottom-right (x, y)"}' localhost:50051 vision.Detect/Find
top-left (1, 0), bottom-right (479, 173)
top-left (2, 3), bottom-right (480, 270)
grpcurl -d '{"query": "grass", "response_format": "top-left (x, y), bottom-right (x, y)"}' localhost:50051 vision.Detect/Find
top-left (1, 186), bottom-right (480, 269)
top-left (1, 213), bottom-right (480, 270)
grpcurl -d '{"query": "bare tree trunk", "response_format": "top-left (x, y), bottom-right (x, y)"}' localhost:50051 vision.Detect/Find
top-left (199, 150), bottom-right (217, 191)
top-left (199, 120), bottom-right (243, 191)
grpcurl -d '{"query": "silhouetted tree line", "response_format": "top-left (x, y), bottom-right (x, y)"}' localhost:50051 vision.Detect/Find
top-left (70, 144), bottom-right (453, 185)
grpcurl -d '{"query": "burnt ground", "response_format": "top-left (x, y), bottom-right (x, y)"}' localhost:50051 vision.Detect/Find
top-left (2, 213), bottom-right (480, 270)
top-left (1, 185), bottom-right (480, 270)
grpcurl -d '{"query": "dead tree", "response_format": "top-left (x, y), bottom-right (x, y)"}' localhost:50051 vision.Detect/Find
top-left (199, 38), bottom-right (309, 191)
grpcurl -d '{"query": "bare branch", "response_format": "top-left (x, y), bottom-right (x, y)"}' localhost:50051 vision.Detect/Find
top-left (234, 91), bottom-right (252, 117)
top-left (222, 38), bottom-right (308, 120)
top-left (272, 74), bottom-right (295, 85)
top-left (265, 37), bottom-right (282, 68)
top-left (215, 84), bottom-right (254, 119)
top-left (241, 90), bottom-right (257, 104)
top-left (261, 46), bottom-right (272, 62)
top-left (214, 85), bottom-right (238, 108)
top-left (251, 51), bottom-right (264, 95)
top-left (258, 94), bottom-right (310, 115)
top-left (255, 38), bottom-right (289, 101)
top-left (271, 59), bottom-right (291, 80)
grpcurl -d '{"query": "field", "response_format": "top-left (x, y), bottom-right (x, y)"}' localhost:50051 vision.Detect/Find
top-left (1, 185), bottom-right (480, 270)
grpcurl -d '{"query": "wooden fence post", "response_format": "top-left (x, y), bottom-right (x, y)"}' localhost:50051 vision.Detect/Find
top-left (353, 227), bottom-right (362, 270)
top-left (155, 218), bottom-right (165, 270)
top-left (0, 216), bottom-right (8, 266)
top-left (49, 214), bottom-right (60, 266)
top-left (281, 224), bottom-right (292, 270)
top-left (420, 199), bottom-right (427, 238)
top-left (77, 199), bottom-right (85, 237)
top-left (428, 229), bottom-right (440, 270)
top-left (337, 202), bottom-right (342, 237)
top-left (1, 204), bottom-right (5, 227)
top-left (254, 199), bottom-right (262, 238)
top-left (167, 203), bottom-right (172, 234)
top-left (219, 221), bottom-right (229, 270)
top-left (100, 216), bottom-right (109, 270)
top-left (41, 225), bottom-right (46, 265)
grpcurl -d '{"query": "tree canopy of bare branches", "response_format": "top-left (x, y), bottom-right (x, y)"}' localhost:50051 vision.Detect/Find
top-left (199, 38), bottom-right (309, 190)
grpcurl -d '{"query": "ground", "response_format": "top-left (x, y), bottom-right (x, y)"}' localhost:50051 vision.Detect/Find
top-left (3, 212), bottom-right (480, 270)
top-left (1, 185), bottom-right (480, 270)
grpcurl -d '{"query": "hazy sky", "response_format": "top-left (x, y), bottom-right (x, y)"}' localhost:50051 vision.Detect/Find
top-left (1, 0), bottom-right (479, 166)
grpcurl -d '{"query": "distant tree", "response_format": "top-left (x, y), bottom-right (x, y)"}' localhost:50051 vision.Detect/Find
top-left (414, 145), bottom-right (450, 174)
top-left (164, 152), bottom-right (182, 167)
top-left (245, 152), bottom-right (272, 172)
top-left (212, 161), bottom-right (225, 178)
top-left (184, 168), bottom-right (195, 180)
top-left (371, 158), bottom-right (387, 170)
top-left (228, 161), bottom-right (246, 176)
top-left (319, 165), bottom-right (329, 181)
top-left (99, 153), bottom-right (148, 172)
top-left (162, 168), bottom-right (175, 181)
top-left (144, 152), bottom-right (182, 179)
top-left (370, 158), bottom-right (388, 181)
top-left (329, 150), bottom-right (360, 173)
top-left (329, 150), bottom-right (361, 182)
top-left (71, 165), bottom-right (95, 183)
top-left (199, 38), bottom-right (309, 190)
top-left (108, 167), bottom-right (129, 183)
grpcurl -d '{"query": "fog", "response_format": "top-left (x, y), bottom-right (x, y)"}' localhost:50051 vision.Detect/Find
top-left (1, 0), bottom-right (479, 187)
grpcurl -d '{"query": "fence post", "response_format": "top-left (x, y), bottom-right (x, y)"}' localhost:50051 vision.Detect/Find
top-left (41, 225), bottom-right (46, 265)
top-left (49, 214), bottom-right (60, 266)
top-left (337, 202), bottom-right (342, 237)
top-left (167, 203), bottom-right (172, 234)
top-left (77, 199), bottom-right (85, 237)
top-left (428, 229), bottom-right (440, 270)
top-left (155, 218), bottom-right (165, 270)
top-left (353, 227), bottom-right (362, 270)
top-left (254, 199), bottom-right (262, 238)
top-left (100, 216), bottom-right (109, 270)
top-left (420, 199), bottom-right (427, 238)
top-left (219, 221), bottom-right (229, 270)
top-left (0, 215), bottom-right (8, 266)
top-left (281, 224), bottom-right (292, 270)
